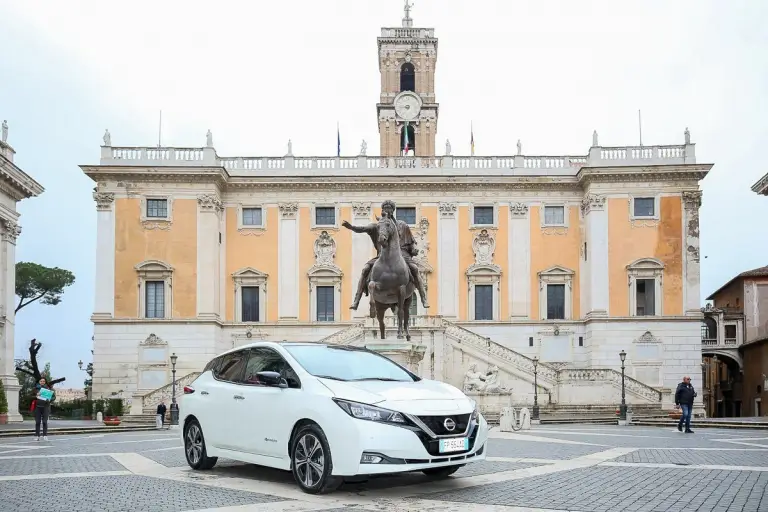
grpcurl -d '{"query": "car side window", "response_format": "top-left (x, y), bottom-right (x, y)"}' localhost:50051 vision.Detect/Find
top-left (202, 356), bottom-right (221, 374)
top-left (214, 350), bottom-right (248, 383)
top-left (243, 348), bottom-right (301, 389)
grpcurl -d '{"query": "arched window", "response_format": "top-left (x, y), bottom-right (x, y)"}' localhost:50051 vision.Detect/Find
top-left (400, 124), bottom-right (416, 155)
top-left (400, 63), bottom-right (415, 92)
top-left (701, 317), bottom-right (717, 341)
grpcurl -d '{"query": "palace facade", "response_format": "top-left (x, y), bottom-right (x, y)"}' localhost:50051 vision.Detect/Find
top-left (82, 9), bottom-right (712, 415)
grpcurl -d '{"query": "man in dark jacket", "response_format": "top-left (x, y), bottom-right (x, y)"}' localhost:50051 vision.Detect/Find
top-left (156, 402), bottom-right (167, 429)
top-left (674, 376), bottom-right (697, 433)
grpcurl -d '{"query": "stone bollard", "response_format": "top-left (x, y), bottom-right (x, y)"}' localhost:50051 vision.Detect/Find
top-left (519, 407), bottom-right (532, 430)
top-left (499, 407), bottom-right (515, 432)
top-left (96, 411), bottom-right (103, 422)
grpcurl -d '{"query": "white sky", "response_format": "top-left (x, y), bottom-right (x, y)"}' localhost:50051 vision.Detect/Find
top-left (1, 0), bottom-right (766, 383)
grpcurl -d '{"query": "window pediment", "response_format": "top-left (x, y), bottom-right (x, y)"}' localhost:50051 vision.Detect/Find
top-left (467, 263), bottom-right (502, 277)
top-left (627, 258), bottom-right (665, 271)
top-left (135, 260), bottom-right (173, 275)
top-left (308, 265), bottom-right (343, 278)
top-left (232, 267), bottom-right (269, 280)
top-left (538, 265), bottom-right (575, 278)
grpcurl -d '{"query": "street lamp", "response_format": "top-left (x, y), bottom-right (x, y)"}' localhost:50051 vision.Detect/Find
top-left (78, 360), bottom-right (94, 399)
top-left (170, 352), bottom-right (179, 427)
top-left (619, 350), bottom-right (627, 421)
top-left (532, 357), bottom-right (540, 421)
top-left (712, 354), bottom-right (718, 418)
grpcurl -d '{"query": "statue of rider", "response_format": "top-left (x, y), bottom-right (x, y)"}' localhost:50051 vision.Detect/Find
top-left (342, 200), bottom-right (429, 311)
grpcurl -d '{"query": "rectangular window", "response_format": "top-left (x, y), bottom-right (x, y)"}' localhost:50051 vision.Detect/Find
top-left (145, 281), bottom-right (165, 318)
top-left (409, 293), bottom-right (418, 317)
top-left (146, 199), bottom-right (168, 218)
top-left (241, 286), bottom-right (260, 322)
top-left (529, 337), bottom-right (534, 347)
top-left (316, 286), bottom-right (334, 322)
top-left (474, 284), bottom-right (493, 320)
top-left (635, 278), bottom-right (656, 316)
top-left (634, 198), bottom-right (655, 217)
top-left (397, 207), bottom-right (416, 226)
top-left (544, 206), bottom-right (565, 225)
top-left (725, 325), bottom-right (737, 339)
top-left (473, 206), bottom-right (494, 225)
top-left (242, 208), bottom-right (263, 226)
top-left (579, 336), bottom-right (584, 347)
top-left (315, 207), bottom-right (335, 226)
top-left (546, 284), bottom-right (565, 320)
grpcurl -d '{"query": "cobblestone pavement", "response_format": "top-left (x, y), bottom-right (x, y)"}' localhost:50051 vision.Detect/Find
top-left (0, 425), bottom-right (766, 511)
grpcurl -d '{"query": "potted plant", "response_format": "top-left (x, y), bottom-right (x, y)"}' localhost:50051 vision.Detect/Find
top-left (103, 402), bottom-right (121, 426)
top-left (0, 380), bottom-right (8, 425)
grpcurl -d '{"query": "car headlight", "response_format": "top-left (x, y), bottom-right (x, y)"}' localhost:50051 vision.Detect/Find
top-left (333, 399), bottom-right (407, 424)
top-left (470, 399), bottom-right (480, 422)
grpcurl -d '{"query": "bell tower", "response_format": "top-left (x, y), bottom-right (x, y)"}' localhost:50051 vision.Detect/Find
top-left (377, 1), bottom-right (438, 158)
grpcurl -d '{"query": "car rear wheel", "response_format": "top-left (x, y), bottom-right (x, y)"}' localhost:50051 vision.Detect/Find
top-left (422, 464), bottom-right (462, 478)
top-left (291, 423), bottom-right (342, 494)
top-left (184, 420), bottom-right (217, 470)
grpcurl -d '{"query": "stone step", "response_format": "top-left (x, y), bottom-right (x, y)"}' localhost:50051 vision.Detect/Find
top-left (631, 419), bottom-right (768, 430)
top-left (0, 425), bottom-right (159, 438)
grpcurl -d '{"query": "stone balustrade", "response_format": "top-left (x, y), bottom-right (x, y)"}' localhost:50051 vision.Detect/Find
top-left (136, 371), bottom-right (200, 414)
top-left (99, 143), bottom-right (695, 175)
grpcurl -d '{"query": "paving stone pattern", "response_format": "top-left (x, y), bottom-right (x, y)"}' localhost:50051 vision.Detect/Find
top-left (616, 449), bottom-right (768, 467)
top-left (0, 475), bottom-right (288, 512)
top-left (0, 455), bottom-right (127, 476)
top-left (427, 466), bottom-right (768, 512)
top-left (486, 438), bottom-right (607, 459)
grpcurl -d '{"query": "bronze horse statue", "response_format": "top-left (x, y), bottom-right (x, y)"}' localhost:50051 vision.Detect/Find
top-left (368, 215), bottom-right (415, 341)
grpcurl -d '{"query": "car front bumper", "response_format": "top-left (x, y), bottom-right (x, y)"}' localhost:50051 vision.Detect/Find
top-left (326, 412), bottom-right (489, 476)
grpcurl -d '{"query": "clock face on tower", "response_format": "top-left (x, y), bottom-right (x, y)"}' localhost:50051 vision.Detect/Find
top-left (393, 91), bottom-right (422, 122)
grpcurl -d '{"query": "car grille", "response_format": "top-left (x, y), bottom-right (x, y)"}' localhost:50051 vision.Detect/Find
top-left (416, 413), bottom-right (471, 436)
top-left (413, 422), bottom-right (479, 457)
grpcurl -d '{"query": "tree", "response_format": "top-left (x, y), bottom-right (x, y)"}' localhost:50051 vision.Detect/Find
top-left (15, 339), bottom-right (64, 388)
top-left (15, 262), bottom-right (75, 314)
top-left (0, 380), bottom-right (8, 415)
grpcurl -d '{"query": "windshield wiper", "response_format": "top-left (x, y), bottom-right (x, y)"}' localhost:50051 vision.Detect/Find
top-left (314, 375), bottom-right (349, 381)
top-left (350, 377), bottom-right (406, 382)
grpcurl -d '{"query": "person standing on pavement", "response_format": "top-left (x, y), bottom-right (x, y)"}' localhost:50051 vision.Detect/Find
top-left (674, 375), bottom-right (697, 433)
top-left (34, 378), bottom-right (54, 441)
top-left (156, 401), bottom-right (167, 429)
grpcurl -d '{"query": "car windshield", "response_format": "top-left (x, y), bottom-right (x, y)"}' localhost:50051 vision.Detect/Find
top-left (284, 345), bottom-right (417, 382)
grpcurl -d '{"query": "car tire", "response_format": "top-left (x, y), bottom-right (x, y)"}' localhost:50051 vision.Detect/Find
top-left (184, 419), bottom-right (217, 470)
top-left (290, 423), bottom-right (343, 494)
top-left (422, 465), bottom-right (462, 478)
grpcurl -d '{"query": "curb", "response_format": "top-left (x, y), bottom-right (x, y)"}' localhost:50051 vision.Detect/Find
top-left (630, 421), bottom-right (768, 430)
top-left (0, 426), bottom-right (161, 438)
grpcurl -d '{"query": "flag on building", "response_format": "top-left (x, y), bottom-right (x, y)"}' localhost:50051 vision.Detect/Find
top-left (337, 123), bottom-right (341, 157)
top-left (403, 122), bottom-right (410, 155)
top-left (470, 122), bottom-right (475, 156)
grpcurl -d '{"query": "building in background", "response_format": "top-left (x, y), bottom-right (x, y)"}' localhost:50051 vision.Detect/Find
top-left (0, 121), bottom-right (45, 422)
top-left (703, 265), bottom-right (768, 417)
top-left (81, 7), bottom-right (712, 417)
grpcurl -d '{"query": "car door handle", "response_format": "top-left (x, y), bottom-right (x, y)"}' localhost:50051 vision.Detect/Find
top-left (233, 395), bottom-right (245, 400)
top-left (200, 391), bottom-right (209, 396)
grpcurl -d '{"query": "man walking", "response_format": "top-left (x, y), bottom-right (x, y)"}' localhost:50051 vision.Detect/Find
top-left (156, 401), bottom-right (167, 429)
top-left (674, 376), bottom-right (697, 433)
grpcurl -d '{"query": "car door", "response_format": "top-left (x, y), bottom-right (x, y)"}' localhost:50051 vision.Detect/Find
top-left (239, 348), bottom-right (302, 459)
top-left (206, 349), bottom-right (248, 450)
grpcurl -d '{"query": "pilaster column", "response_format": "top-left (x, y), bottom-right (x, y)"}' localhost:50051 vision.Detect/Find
top-left (278, 203), bottom-right (299, 321)
top-left (1, 218), bottom-right (22, 422)
top-left (582, 194), bottom-right (609, 318)
top-left (351, 202), bottom-right (372, 319)
top-left (437, 202), bottom-right (458, 318)
top-left (196, 194), bottom-right (222, 320)
top-left (508, 203), bottom-right (531, 319)
top-left (683, 191), bottom-right (703, 316)
top-left (93, 192), bottom-right (115, 319)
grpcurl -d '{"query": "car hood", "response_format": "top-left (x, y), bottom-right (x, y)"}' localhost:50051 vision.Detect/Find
top-left (318, 377), bottom-right (473, 415)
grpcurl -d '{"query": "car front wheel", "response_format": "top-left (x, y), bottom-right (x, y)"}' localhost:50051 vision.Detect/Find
top-left (184, 420), bottom-right (217, 470)
top-left (291, 424), bottom-right (342, 494)
top-left (422, 464), bottom-right (462, 478)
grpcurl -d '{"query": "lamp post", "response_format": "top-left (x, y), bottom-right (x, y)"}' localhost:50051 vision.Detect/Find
top-left (78, 359), bottom-right (94, 400)
top-left (532, 357), bottom-right (540, 421)
top-left (170, 352), bottom-right (179, 427)
top-left (712, 354), bottom-right (718, 418)
top-left (619, 350), bottom-right (627, 421)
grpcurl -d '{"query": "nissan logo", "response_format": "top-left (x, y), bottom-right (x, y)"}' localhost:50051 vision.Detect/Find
top-left (443, 418), bottom-right (456, 432)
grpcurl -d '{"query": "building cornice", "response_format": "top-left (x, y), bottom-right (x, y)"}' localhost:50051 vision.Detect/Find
top-left (751, 171), bottom-right (768, 196)
top-left (577, 164), bottom-right (712, 186)
top-left (0, 155), bottom-right (45, 200)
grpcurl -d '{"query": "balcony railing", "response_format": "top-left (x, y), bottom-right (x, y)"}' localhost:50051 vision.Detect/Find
top-left (701, 337), bottom-right (741, 348)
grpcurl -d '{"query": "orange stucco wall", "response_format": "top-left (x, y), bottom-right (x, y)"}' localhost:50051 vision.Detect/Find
top-left (114, 198), bottom-right (197, 318)
top-left (607, 196), bottom-right (683, 316)
top-left (225, 206), bottom-right (279, 322)
top-left (529, 206), bottom-right (581, 320)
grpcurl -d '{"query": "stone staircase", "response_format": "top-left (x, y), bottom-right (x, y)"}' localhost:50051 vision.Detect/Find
top-left (135, 372), bottom-right (200, 415)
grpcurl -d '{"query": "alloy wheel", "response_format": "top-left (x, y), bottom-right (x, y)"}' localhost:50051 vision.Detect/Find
top-left (185, 424), bottom-right (203, 465)
top-left (294, 433), bottom-right (325, 488)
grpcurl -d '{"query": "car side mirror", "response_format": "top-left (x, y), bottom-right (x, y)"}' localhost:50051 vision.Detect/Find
top-left (257, 371), bottom-right (288, 389)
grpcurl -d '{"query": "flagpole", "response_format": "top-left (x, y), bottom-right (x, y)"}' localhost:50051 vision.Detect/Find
top-left (158, 110), bottom-right (162, 148)
top-left (638, 109), bottom-right (643, 147)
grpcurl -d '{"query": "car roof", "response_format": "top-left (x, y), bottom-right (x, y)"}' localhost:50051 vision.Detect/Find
top-left (214, 341), bottom-right (362, 358)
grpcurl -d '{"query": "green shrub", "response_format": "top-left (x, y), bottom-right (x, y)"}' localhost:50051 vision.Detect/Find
top-left (0, 380), bottom-right (8, 415)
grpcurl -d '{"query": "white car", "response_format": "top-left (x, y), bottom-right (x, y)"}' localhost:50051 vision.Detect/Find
top-left (179, 342), bottom-right (488, 494)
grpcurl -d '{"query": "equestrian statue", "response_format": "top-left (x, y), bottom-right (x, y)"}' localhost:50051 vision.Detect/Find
top-left (342, 200), bottom-right (429, 341)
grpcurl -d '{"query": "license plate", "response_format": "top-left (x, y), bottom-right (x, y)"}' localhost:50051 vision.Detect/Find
top-left (439, 438), bottom-right (469, 453)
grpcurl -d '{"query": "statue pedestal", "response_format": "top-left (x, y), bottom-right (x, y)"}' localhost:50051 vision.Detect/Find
top-left (365, 341), bottom-right (426, 373)
top-left (465, 392), bottom-right (514, 417)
